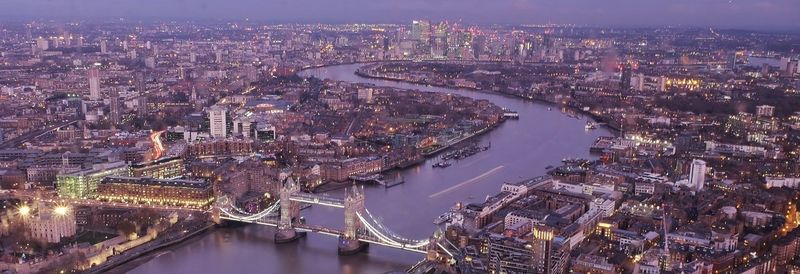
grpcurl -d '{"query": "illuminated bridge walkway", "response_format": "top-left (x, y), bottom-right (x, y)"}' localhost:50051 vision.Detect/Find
top-left (213, 179), bottom-right (443, 255)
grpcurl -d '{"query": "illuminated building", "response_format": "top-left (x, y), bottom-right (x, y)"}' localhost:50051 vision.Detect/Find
top-left (531, 225), bottom-right (569, 274)
top-left (532, 225), bottom-right (555, 272)
top-left (412, 20), bottom-right (431, 45)
top-left (755, 105), bottom-right (775, 118)
top-left (431, 22), bottom-right (448, 58)
top-left (188, 139), bottom-right (253, 157)
top-left (56, 161), bottom-right (130, 199)
top-left (23, 204), bottom-right (77, 243)
top-left (486, 234), bottom-right (534, 273)
top-left (97, 176), bottom-right (213, 209)
top-left (320, 156), bottom-right (383, 181)
top-left (88, 68), bottom-right (101, 100)
top-left (664, 77), bottom-right (702, 91)
top-left (208, 105), bottom-right (227, 138)
top-left (688, 159), bottom-right (706, 191)
top-left (130, 156), bottom-right (184, 179)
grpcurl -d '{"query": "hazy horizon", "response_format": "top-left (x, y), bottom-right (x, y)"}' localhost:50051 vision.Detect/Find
top-left (2, 0), bottom-right (799, 30)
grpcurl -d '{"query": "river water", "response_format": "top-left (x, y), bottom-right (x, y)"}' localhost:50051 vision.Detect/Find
top-left (124, 63), bottom-right (612, 274)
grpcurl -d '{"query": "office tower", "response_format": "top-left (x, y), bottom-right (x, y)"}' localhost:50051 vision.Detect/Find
top-left (36, 37), bottom-right (49, 51)
top-left (100, 40), bottom-right (108, 54)
top-left (209, 106), bottom-right (227, 138)
top-left (531, 225), bottom-right (569, 274)
top-left (215, 51), bottom-right (223, 63)
top-left (620, 64), bottom-right (632, 90)
top-left (412, 20), bottom-right (431, 53)
top-left (129, 49), bottom-right (137, 59)
top-left (432, 22), bottom-right (448, 58)
top-left (87, 68), bottom-right (101, 100)
top-left (689, 159), bottom-right (706, 191)
top-left (531, 225), bottom-right (555, 273)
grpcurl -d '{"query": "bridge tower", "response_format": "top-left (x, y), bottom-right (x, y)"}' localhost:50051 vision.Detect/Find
top-left (339, 185), bottom-right (368, 255)
top-left (276, 177), bottom-right (301, 243)
top-left (211, 206), bottom-right (221, 224)
top-left (426, 236), bottom-right (440, 261)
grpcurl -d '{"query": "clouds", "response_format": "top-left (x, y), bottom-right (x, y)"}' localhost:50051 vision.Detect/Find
top-left (2, 0), bottom-right (798, 28)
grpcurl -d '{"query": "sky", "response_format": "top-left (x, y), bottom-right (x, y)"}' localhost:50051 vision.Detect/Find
top-left (2, 0), bottom-right (799, 29)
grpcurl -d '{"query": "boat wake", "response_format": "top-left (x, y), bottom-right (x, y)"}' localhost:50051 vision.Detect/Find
top-left (428, 165), bottom-right (505, 198)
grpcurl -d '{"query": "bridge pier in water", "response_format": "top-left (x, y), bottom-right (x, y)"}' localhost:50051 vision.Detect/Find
top-left (215, 180), bottom-right (435, 256)
top-left (276, 178), bottom-right (305, 243)
top-left (338, 185), bottom-right (368, 255)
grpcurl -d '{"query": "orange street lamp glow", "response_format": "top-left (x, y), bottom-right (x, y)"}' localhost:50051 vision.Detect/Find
top-left (18, 205), bottom-right (31, 216)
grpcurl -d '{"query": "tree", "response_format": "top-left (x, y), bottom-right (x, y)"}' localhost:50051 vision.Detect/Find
top-left (116, 220), bottom-right (137, 237)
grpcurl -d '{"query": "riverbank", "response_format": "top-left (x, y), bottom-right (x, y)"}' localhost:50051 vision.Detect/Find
top-left (421, 122), bottom-right (500, 157)
top-left (353, 63), bottom-right (623, 134)
top-left (86, 224), bottom-right (215, 274)
top-left (310, 119), bottom-right (503, 194)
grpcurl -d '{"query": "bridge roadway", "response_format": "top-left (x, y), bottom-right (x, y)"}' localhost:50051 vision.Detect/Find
top-left (288, 192), bottom-right (344, 208)
top-left (218, 191), bottom-right (431, 254)
top-left (219, 213), bottom-right (428, 254)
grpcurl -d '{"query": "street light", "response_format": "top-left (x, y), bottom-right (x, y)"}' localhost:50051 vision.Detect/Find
top-left (54, 206), bottom-right (69, 216)
top-left (18, 205), bottom-right (30, 216)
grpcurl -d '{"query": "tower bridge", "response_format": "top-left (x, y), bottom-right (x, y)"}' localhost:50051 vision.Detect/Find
top-left (4, 180), bottom-right (451, 257)
top-left (213, 178), bottom-right (442, 256)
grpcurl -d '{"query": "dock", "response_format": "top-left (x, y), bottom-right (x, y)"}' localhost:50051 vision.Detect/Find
top-left (349, 174), bottom-right (405, 188)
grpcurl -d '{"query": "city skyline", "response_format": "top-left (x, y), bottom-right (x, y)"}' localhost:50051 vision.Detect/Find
top-left (2, 0), bottom-right (799, 29)
top-left (1, 6), bottom-right (800, 273)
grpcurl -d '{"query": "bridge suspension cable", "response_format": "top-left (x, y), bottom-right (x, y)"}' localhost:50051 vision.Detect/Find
top-left (356, 209), bottom-right (429, 249)
top-left (217, 198), bottom-right (280, 222)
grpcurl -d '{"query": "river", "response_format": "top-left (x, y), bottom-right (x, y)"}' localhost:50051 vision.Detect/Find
top-left (123, 63), bottom-right (612, 274)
